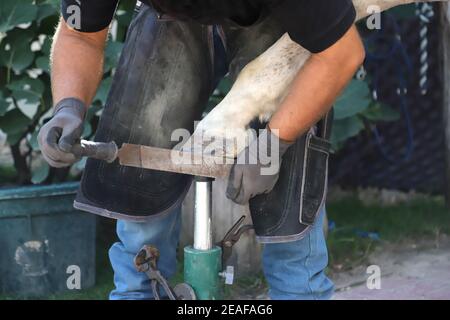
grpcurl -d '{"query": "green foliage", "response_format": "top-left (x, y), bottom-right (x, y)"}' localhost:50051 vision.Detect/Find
top-left (0, 108), bottom-right (30, 145)
top-left (31, 161), bottom-right (49, 184)
top-left (331, 116), bottom-right (365, 149)
top-left (334, 79), bottom-right (372, 120)
top-left (330, 78), bottom-right (399, 151)
top-left (0, 0), bottom-right (38, 33)
top-left (0, 0), bottom-right (134, 185)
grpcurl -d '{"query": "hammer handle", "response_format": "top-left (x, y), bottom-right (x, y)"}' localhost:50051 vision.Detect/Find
top-left (72, 140), bottom-right (118, 163)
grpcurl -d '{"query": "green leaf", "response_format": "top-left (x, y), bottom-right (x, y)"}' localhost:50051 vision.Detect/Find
top-left (86, 103), bottom-right (102, 122)
top-left (205, 96), bottom-right (223, 113)
top-left (118, 0), bottom-right (138, 12)
top-left (0, 108), bottom-right (31, 145)
top-left (362, 102), bottom-right (400, 122)
top-left (36, 3), bottom-right (57, 24)
top-left (8, 77), bottom-right (45, 119)
top-left (41, 0), bottom-right (60, 8)
top-left (3, 27), bottom-right (34, 47)
top-left (0, 0), bottom-right (38, 33)
top-left (0, 31), bottom-right (35, 72)
top-left (7, 77), bottom-right (44, 94)
top-left (36, 55), bottom-right (50, 73)
top-left (334, 80), bottom-right (371, 120)
top-left (216, 77), bottom-right (233, 95)
top-left (82, 122), bottom-right (92, 138)
top-left (331, 116), bottom-right (365, 149)
top-left (31, 162), bottom-right (50, 184)
top-left (9, 43), bottom-right (34, 72)
top-left (73, 157), bottom-right (87, 172)
top-left (104, 41), bottom-right (123, 72)
top-left (40, 36), bottom-right (52, 55)
top-left (94, 77), bottom-right (112, 105)
top-left (117, 10), bottom-right (133, 27)
top-left (7, 77), bottom-right (45, 114)
top-left (28, 128), bottom-right (40, 151)
top-left (0, 91), bottom-right (9, 116)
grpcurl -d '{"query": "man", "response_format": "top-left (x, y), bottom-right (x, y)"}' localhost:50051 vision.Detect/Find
top-left (38, 0), bottom-right (365, 300)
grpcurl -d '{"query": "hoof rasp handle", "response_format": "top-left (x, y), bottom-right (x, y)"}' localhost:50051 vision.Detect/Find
top-left (72, 140), bottom-right (118, 163)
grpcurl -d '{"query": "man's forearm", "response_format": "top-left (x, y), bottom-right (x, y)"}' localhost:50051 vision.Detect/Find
top-left (268, 26), bottom-right (365, 142)
top-left (51, 19), bottom-right (108, 108)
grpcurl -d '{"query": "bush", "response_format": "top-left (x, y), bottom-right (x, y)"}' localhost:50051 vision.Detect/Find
top-left (0, 0), bottom-right (134, 185)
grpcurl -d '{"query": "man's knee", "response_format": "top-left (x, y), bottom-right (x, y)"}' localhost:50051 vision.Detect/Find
top-left (262, 210), bottom-right (334, 300)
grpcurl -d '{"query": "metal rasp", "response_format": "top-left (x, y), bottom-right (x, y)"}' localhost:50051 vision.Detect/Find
top-left (73, 140), bottom-right (233, 179)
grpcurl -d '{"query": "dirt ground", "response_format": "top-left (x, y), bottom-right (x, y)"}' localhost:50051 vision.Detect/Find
top-left (333, 234), bottom-right (450, 300)
top-left (230, 234), bottom-right (450, 300)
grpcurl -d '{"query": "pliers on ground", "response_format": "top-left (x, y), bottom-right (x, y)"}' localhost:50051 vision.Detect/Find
top-left (134, 245), bottom-right (178, 300)
top-left (217, 216), bottom-right (254, 266)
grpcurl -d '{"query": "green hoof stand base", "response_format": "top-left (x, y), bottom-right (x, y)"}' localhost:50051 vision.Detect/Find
top-left (184, 246), bottom-right (222, 300)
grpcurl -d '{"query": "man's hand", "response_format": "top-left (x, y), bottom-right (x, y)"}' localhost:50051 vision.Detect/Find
top-left (226, 128), bottom-right (293, 205)
top-left (38, 98), bottom-right (86, 168)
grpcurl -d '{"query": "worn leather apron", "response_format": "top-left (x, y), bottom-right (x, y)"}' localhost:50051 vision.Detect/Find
top-left (75, 2), bottom-right (331, 243)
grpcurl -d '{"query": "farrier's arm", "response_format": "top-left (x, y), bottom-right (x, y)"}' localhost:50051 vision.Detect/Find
top-left (51, 18), bottom-right (109, 107)
top-left (268, 25), bottom-right (365, 142)
top-left (226, 25), bottom-right (365, 204)
top-left (38, 20), bottom-right (109, 167)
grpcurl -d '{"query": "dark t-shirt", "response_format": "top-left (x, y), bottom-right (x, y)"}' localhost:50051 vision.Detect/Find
top-left (61, 0), bottom-right (356, 53)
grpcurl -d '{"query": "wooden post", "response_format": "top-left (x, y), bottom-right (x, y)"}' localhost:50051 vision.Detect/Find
top-left (181, 180), bottom-right (262, 276)
top-left (441, 3), bottom-right (450, 205)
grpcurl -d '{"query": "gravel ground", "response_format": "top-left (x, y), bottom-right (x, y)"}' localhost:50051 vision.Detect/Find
top-left (229, 235), bottom-right (450, 300)
top-left (333, 235), bottom-right (450, 300)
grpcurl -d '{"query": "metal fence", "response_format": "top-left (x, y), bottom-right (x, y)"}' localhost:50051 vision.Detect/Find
top-left (330, 4), bottom-right (446, 194)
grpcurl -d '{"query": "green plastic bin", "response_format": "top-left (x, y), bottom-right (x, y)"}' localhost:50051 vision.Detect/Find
top-left (0, 182), bottom-right (96, 297)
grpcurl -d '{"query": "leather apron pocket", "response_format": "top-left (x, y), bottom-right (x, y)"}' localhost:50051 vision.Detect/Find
top-left (249, 112), bottom-right (332, 243)
top-left (299, 133), bottom-right (330, 226)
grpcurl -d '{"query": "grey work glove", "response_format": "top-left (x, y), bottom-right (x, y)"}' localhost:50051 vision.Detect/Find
top-left (226, 127), bottom-right (294, 205)
top-left (38, 98), bottom-right (86, 168)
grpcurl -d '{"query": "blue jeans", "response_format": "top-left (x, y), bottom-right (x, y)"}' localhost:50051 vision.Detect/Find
top-left (109, 206), bottom-right (334, 300)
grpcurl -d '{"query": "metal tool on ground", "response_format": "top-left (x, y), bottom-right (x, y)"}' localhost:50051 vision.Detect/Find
top-left (134, 245), bottom-right (178, 300)
top-left (77, 140), bottom-right (252, 300)
top-left (217, 215), bottom-right (254, 268)
top-left (134, 244), bottom-right (197, 300)
top-left (73, 140), bottom-right (233, 178)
